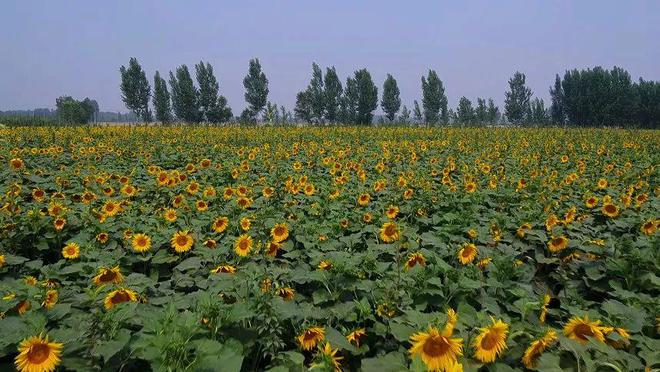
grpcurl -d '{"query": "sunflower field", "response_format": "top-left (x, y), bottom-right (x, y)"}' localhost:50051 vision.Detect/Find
top-left (0, 126), bottom-right (658, 372)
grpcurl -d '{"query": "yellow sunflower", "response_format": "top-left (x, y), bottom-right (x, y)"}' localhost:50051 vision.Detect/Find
top-left (458, 243), bottom-right (478, 265)
top-left (312, 342), bottom-right (343, 372)
top-left (409, 326), bottom-right (463, 372)
top-left (271, 223), bottom-right (289, 243)
top-left (212, 216), bottom-right (229, 233)
top-left (171, 230), bottom-right (193, 253)
top-left (131, 233), bottom-right (151, 253)
top-left (386, 205), bottom-right (399, 219)
top-left (405, 252), bottom-right (426, 270)
top-left (601, 203), bottom-right (619, 218)
top-left (104, 288), bottom-right (139, 310)
top-left (10, 158), bottom-right (25, 170)
top-left (240, 217), bottom-right (251, 231)
top-left (234, 234), bottom-right (253, 257)
top-left (276, 286), bottom-right (295, 301)
top-left (163, 208), bottom-right (177, 222)
top-left (540, 294), bottom-right (551, 323)
top-left (14, 334), bottom-right (63, 372)
top-left (547, 236), bottom-right (568, 253)
top-left (522, 330), bottom-right (558, 369)
top-left (346, 328), bottom-right (366, 347)
top-left (210, 265), bottom-right (237, 274)
top-left (317, 260), bottom-right (333, 270)
top-left (473, 318), bottom-right (509, 363)
top-left (42, 290), bottom-right (58, 310)
top-left (62, 242), bottom-right (80, 259)
top-left (379, 222), bottom-right (400, 243)
top-left (563, 315), bottom-right (605, 344)
top-left (298, 326), bottom-right (325, 351)
top-left (640, 219), bottom-right (657, 235)
top-left (92, 266), bottom-right (124, 286)
top-left (357, 193), bottom-right (371, 206)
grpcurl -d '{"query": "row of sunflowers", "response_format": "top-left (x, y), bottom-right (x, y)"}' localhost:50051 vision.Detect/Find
top-left (0, 126), bottom-right (658, 371)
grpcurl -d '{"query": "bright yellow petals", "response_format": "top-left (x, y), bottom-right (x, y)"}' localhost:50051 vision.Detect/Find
top-left (473, 318), bottom-right (509, 363)
top-left (15, 334), bottom-right (63, 372)
top-left (171, 230), bottom-right (193, 253)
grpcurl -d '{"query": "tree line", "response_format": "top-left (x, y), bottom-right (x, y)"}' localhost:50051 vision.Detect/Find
top-left (119, 57), bottom-right (658, 128)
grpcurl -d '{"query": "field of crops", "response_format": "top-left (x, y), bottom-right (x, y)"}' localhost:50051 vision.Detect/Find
top-left (0, 126), bottom-right (658, 372)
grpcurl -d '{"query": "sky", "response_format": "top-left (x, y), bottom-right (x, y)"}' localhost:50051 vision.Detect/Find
top-left (1, 0), bottom-right (659, 114)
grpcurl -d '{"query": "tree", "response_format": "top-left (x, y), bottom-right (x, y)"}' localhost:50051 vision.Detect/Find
top-left (264, 101), bottom-right (278, 124)
top-left (421, 70), bottom-right (448, 125)
top-left (352, 69), bottom-right (378, 125)
top-left (119, 57), bottom-right (152, 122)
top-left (549, 74), bottom-right (565, 125)
top-left (474, 98), bottom-right (488, 125)
top-left (308, 63), bottom-right (325, 123)
top-left (243, 58), bottom-right (269, 121)
top-left (399, 105), bottom-right (411, 124)
top-left (56, 96), bottom-right (92, 124)
top-left (529, 98), bottom-right (549, 125)
top-left (636, 78), bottom-right (660, 128)
top-left (381, 74), bottom-right (401, 122)
top-left (195, 61), bottom-right (232, 123)
top-left (413, 100), bottom-right (423, 124)
top-left (486, 99), bottom-right (500, 124)
top-left (153, 71), bottom-right (172, 124)
top-left (504, 71), bottom-right (532, 125)
top-left (169, 65), bottom-right (201, 123)
top-left (456, 97), bottom-right (475, 124)
top-left (339, 77), bottom-right (359, 124)
top-left (294, 90), bottom-right (313, 123)
top-left (324, 67), bottom-right (343, 123)
top-left (280, 105), bottom-right (291, 125)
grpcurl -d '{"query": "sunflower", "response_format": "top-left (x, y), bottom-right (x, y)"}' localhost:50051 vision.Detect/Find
top-left (14, 300), bottom-right (32, 315)
top-left (379, 222), bottom-right (400, 243)
top-left (62, 242), bottom-right (80, 259)
top-left (195, 200), bottom-right (208, 212)
top-left (640, 219), bottom-right (657, 235)
top-left (265, 241), bottom-right (281, 257)
top-left (24, 276), bottom-right (38, 286)
top-left (522, 330), bottom-right (558, 369)
top-left (547, 236), bottom-right (568, 253)
top-left (405, 252), bottom-right (426, 270)
top-left (597, 178), bottom-right (608, 189)
top-left (101, 200), bottom-right (121, 217)
top-left (53, 217), bottom-right (66, 231)
top-left (540, 294), bottom-right (551, 323)
top-left (14, 334), bottom-right (63, 372)
top-left (312, 342), bottom-right (343, 372)
top-left (262, 186), bottom-right (274, 198)
top-left (210, 265), bottom-right (236, 274)
top-left (276, 286), bottom-right (295, 301)
top-left (473, 318), bottom-right (508, 363)
top-left (346, 328), bottom-right (366, 347)
top-left (92, 266), bottom-right (124, 286)
top-left (601, 326), bottom-right (631, 348)
top-left (171, 230), bottom-right (194, 253)
top-left (516, 223), bottom-right (531, 238)
top-left (32, 188), bottom-right (46, 202)
top-left (42, 290), bottom-right (58, 310)
top-left (476, 257), bottom-right (492, 269)
top-left (96, 232), bottom-right (109, 244)
top-left (317, 260), bottom-right (333, 270)
top-left (298, 327), bottom-right (325, 351)
top-left (458, 243), bottom-right (478, 265)
top-left (234, 234), bottom-right (253, 257)
top-left (386, 205), bottom-right (399, 219)
top-left (131, 233), bottom-right (151, 253)
top-left (271, 223), bottom-right (289, 243)
top-left (601, 203), bottom-right (619, 218)
top-left (585, 196), bottom-right (599, 208)
top-left (409, 326), bottom-right (463, 372)
top-left (10, 158), bottom-right (25, 170)
top-left (465, 181), bottom-right (477, 193)
top-left (104, 288), bottom-right (139, 310)
top-left (240, 217), bottom-right (251, 231)
top-left (563, 315), bottom-right (605, 344)
top-left (212, 216), bottom-right (229, 233)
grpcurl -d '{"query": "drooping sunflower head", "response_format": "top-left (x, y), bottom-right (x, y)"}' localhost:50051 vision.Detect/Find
top-left (547, 236), bottom-right (568, 253)
top-left (379, 222), bottom-right (400, 243)
top-left (42, 290), bottom-right (58, 310)
top-left (210, 265), bottom-right (237, 274)
top-left (171, 231), bottom-right (194, 253)
top-left (347, 328), bottom-right (366, 347)
top-left (270, 223), bottom-right (289, 243)
top-left (405, 252), bottom-right (426, 270)
top-left (14, 334), bottom-right (63, 372)
top-left (92, 266), bottom-right (124, 286)
top-left (458, 243), bottom-right (478, 265)
top-left (234, 234), bottom-right (253, 257)
top-left (298, 326), bottom-right (325, 351)
top-left (409, 326), bottom-right (463, 372)
top-left (522, 329), bottom-right (557, 369)
top-left (276, 286), bottom-right (295, 301)
top-left (317, 260), bottom-right (333, 271)
top-left (104, 288), bottom-right (139, 310)
top-left (131, 233), bottom-right (151, 253)
top-left (62, 242), bottom-right (80, 259)
top-left (473, 318), bottom-right (509, 363)
top-left (563, 315), bottom-right (605, 344)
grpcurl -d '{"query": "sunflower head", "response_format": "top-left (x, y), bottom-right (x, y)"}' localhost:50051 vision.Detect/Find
top-left (104, 288), bottom-right (139, 310)
top-left (92, 266), bottom-right (124, 286)
top-left (271, 223), bottom-right (289, 243)
top-left (563, 315), bottom-right (605, 344)
top-left (547, 236), bottom-right (568, 253)
top-left (132, 233), bottom-right (151, 253)
top-left (458, 243), bottom-right (478, 265)
top-left (473, 318), bottom-right (509, 363)
top-left (212, 216), bottom-right (229, 233)
top-left (379, 222), bottom-right (400, 243)
top-left (405, 252), bottom-right (426, 270)
top-left (171, 231), bottom-right (193, 253)
top-left (298, 327), bottom-right (325, 351)
top-left (62, 242), bottom-right (80, 259)
top-left (14, 334), bottom-right (63, 372)
top-left (234, 234), bottom-right (253, 257)
top-left (409, 326), bottom-right (463, 372)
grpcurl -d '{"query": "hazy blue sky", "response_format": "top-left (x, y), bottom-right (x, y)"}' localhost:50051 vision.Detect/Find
top-left (1, 1), bottom-right (658, 113)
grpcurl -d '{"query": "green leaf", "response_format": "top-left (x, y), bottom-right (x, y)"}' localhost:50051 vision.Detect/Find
top-left (325, 327), bottom-right (357, 352)
top-left (361, 352), bottom-right (407, 372)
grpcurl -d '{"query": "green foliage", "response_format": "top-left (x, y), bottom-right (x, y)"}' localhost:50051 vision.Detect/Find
top-left (381, 74), bottom-right (401, 122)
top-left (455, 97), bottom-right (475, 125)
top-left (169, 65), bottom-right (201, 123)
top-left (153, 71), bottom-right (172, 124)
top-left (504, 71), bottom-right (532, 125)
top-left (324, 67), bottom-right (343, 123)
top-left (119, 57), bottom-right (152, 122)
top-left (243, 58), bottom-right (269, 121)
top-left (421, 70), bottom-right (448, 125)
top-left (549, 74), bottom-right (565, 125)
top-left (55, 96), bottom-right (95, 124)
top-left (195, 61), bottom-right (232, 123)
